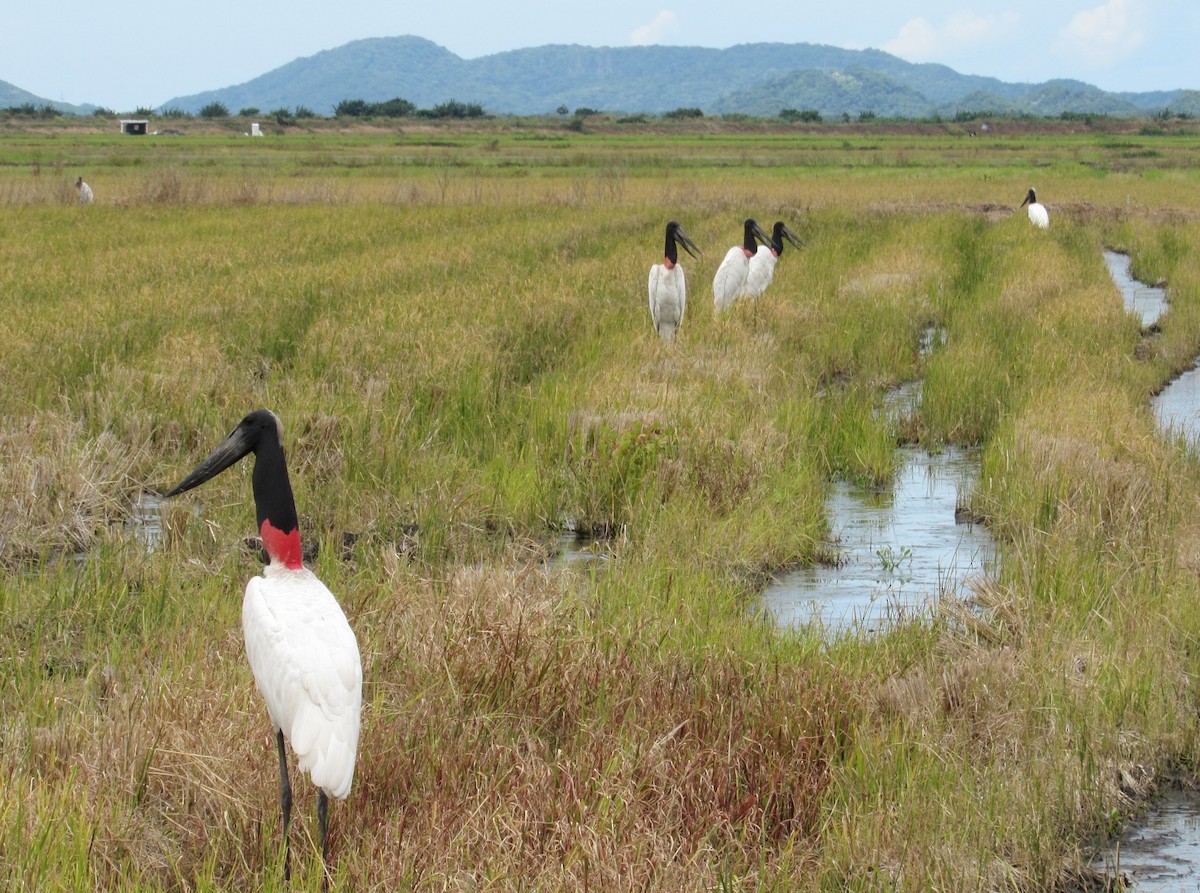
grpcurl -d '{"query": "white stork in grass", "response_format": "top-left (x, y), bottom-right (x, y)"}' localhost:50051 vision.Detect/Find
top-left (713, 218), bottom-right (772, 312)
top-left (648, 220), bottom-right (702, 342)
top-left (745, 221), bottom-right (803, 301)
top-left (166, 409), bottom-right (361, 892)
top-left (1020, 187), bottom-right (1049, 229)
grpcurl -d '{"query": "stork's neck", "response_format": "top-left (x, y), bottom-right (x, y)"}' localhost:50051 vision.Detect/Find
top-left (742, 226), bottom-right (758, 253)
top-left (251, 438), bottom-right (303, 569)
top-left (663, 231), bottom-right (679, 266)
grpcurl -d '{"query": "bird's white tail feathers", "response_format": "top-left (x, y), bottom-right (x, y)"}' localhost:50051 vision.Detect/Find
top-left (289, 700), bottom-right (358, 800)
top-left (658, 321), bottom-right (677, 342)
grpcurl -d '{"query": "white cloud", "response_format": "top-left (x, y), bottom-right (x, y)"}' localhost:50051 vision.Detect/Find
top-left (883, 12), bottom-right (1018, 61)
top-left (1054, 0), bottom-right (1145, 68)
top-left (630, 11), bottom-right (678, 46)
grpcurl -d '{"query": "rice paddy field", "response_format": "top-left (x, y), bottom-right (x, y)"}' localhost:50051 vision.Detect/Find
top-left (3, 114), bottom-right (1200, 891)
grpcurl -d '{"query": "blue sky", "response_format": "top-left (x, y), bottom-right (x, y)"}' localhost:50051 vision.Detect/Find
top-left (4, 0), bottom-right (1196, 110)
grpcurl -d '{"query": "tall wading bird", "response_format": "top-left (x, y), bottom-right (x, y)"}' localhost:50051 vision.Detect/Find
top-left (648, 220), bottom-right (702, 342)
top-left (1020, 187), bottom-right (1049, 229)
top-left (165, 410), bottom-right (362, 891)
top-left (712, 218), bottom-right (772, 312)
top-left (76, 176), bottom-right (93, 204)
top-left (744, 221), bottom-right (803, 301)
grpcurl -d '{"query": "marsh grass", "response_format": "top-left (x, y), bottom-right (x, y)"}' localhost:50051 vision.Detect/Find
top-left (4, 123), bottom-right (1200, 890)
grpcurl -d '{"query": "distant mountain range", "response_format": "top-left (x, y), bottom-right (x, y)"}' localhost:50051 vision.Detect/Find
top-left (5, 36), bottom-right (1198, 120)
top-left (0, 79), bottom-right (90, 115)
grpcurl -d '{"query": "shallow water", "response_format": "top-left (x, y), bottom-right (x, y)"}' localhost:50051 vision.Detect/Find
top-left (1153, 365), bottom-right (1200, 446)
top-left (126, 492), bottom-right (164, 551)
top-left (1096, 258), bottom-right (1200, 887)
top-left (1105, 250), bottom-right (1168, 329)
top-left (545, 531), bottom-right (613, 571)
top-left (1093, 790), bottom-right (1200, 890)
top-left (762, 446), bottom-right (997, 633)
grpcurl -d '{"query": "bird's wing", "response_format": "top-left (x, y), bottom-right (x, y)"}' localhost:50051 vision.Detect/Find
top-left (243, 570), bottom-right (363, 799)
top-left (677, 266), bottom-right (686, 327)
top-left (744, 247), bottom-right (777, 298)
top-left (649, 265), bottom-right (663, 324)
top-left (712, 246), bottom-right (748, 310)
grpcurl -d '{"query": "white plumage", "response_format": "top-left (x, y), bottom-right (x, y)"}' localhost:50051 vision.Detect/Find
top-left (649, 264), bottom-right (686, 341)
top-left (713, 246), bottom-right (752, 312)
top-left (76, 177), bottom-right (93, 204)
top-left (744, 246), bottom-right (778, 300)
top-left (744, 221), bottom-right (802, 301)
top-left (713, 218), bottom-right (771, 312)
top-left (648, 220), bottom-right (701, 342)
top-left (1020, 187), bottom-right (1049, 229)
top-left (244, 565), bottom-right (362, 800)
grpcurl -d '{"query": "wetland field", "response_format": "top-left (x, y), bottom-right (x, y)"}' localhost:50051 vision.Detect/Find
top-left (3, 114), bottom-right (1200, 891)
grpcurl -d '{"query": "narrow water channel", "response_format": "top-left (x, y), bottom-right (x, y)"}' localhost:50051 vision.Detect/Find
top-left (1104, 249), bottom-right (1168, 330)
top-left (1093, 789), bottom-right (1200, 891)
top-left (761, 320), bottom-right (994, 634)
top-left (1092, 251), bottom-right (1200, 887)
top-left (762, 445), bottom-right (996, 632)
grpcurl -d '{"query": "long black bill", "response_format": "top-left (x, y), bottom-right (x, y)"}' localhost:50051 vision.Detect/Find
top-left (165, 424), bottom-right (257, 498)
top-left (780, 224), bottom-right (804, 249)
top-left (750, 220), bottom-right (772, 246)
top-left (677, 228), bottom-right (702, 260)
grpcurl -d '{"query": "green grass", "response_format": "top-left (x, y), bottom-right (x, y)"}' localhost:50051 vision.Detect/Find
top-left (3, 118), bottom-right (1200, 890)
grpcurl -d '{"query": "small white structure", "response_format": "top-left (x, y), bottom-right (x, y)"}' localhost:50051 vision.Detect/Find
top-left (76, 177), bottom-right (93, 204)
top-left (120, 119), bottom-right (148, 135)
top-left (250, 122), bottom-right (262, 137)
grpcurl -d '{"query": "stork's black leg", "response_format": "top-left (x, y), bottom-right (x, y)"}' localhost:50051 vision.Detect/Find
top-left (317, 790), bottom-right (330, 892)
top-left (276, 729), bottom-right (293, 882)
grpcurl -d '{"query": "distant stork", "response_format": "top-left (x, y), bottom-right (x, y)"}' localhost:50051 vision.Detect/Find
top-left (76, 177), bottom-right (93, 204)
top-left (744, 221), bottom-right (803, 301)
top-left (1020, 187), bottom-right (1048, 229)
top-left (166, 410), bottom-right (362, 892)
top-left (713, 218), bottom-right (772, 312)
top-left (648, 220), bottom-right (702, 342)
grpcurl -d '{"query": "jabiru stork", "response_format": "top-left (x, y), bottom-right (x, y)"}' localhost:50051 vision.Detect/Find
top-left (713, 218), bottom-right (772, 312)
top-left (648, 220), bottom-right (702, 342)
top-left (166, 409), bottom-right (362, 890)
top-left (1020, 187), bottom-right (1049, 229)
top-left (745, 221), bottom-right (803, 300)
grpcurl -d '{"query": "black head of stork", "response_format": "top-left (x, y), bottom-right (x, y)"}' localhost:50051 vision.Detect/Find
top-left (165, 409), bottom-right (303, 569)
top-left (664, 220), bottom-right (702, 265)
top-left (767, 221), bottom-right (804, 256)
top-left (741, 218), bottom-right (772, 255)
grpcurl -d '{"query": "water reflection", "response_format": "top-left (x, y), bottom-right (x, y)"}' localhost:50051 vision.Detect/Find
top-left (1105, 250), bottom-right (1168, 329)
top-left (1153, 366), bottom-right (1200, 446)
top-left (544, 528), bottom-right (614, 572)
top-left (763, 446), bottom-right (996, 633)
top-left (1093, 789), bottom-right (1200, 891)
top-left (126, 492), bottom-right (164, 551)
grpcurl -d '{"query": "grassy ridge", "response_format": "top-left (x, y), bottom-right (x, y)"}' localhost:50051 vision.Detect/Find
top-left (3, 123), bottom-right (1200, 890)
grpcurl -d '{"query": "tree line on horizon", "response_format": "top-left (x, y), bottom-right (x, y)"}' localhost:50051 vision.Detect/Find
top-left (2, 96), bottom-right (1196, 127)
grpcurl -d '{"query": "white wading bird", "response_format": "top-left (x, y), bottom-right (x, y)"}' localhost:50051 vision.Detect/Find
top-left (713, 218), bottom-right (772, 312)
top-left (648, 220), bottom-right (702, 342)
top-left (166, 409), bottom-right (362, 891)
top-left (76, 176), bottom-right (93, 204)
top-left (744, 221), bottom-right (803, 301)
top-left (1020, 187), bottom-right (1049, 229)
